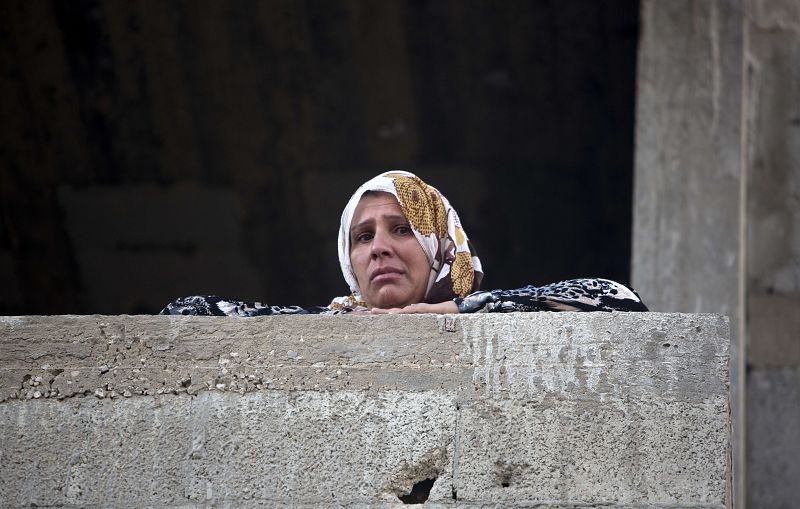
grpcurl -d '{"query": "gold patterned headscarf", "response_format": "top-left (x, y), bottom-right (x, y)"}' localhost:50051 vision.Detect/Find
top-left (334, 171), bottom-right (483, 308)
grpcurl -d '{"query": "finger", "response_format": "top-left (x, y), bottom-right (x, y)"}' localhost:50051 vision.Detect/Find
top-left (399, 304), bottom-right (426, 314)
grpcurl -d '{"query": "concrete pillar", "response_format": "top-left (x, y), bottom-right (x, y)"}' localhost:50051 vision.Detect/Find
top-left (633, 1), bottom-right (800, 507)
top-left (633, 2), bottom-right (744, 506)
top-left (742, 1), bottom-right (800, 507)
top-left (633, 0), bottom-right (743, 318)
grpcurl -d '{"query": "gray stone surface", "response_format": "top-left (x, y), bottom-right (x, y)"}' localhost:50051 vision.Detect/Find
top-left (747, 294), bottom-right (800, 368)
top-left (633, 0), bottom-right (743, 318)
top-left (0, 313), bottom-right (730, 508)
top-left (634, 2), bottom-right (800, 508)
top-left (0, 391), bottom-right (457, 507)
top-left (745, 0), bottom-right (800, 301)
top-left (747, 369), bottom-right (800, 509)
top-left (633, 5), bottom-right (746, 500)
top-left (743, 3), bottom-right (800, 507)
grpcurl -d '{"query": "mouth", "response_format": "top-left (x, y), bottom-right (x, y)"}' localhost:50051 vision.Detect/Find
top-left (370, 266), bottom-right (403, 282)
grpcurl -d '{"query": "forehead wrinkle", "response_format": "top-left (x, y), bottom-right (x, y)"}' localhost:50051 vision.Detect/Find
top-left (350, 213), bottom-right (408, 233)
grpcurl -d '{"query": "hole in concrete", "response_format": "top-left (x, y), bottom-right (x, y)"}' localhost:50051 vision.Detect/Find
top-left (398, 477), bottom-right (436, 504)
top-left (451, 487), bottom-right (457, 500)
top-left (662, 343), bottom-right (671, 348)
top-left (495, 459), bottom-right (526, 488)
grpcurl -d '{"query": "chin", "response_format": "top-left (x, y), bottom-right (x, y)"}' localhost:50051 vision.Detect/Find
top-left (369, 288), bottom-right (413, 309)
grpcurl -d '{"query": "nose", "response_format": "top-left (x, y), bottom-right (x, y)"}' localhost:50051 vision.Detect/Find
top-left (370, 229), bottom-right (394, 259)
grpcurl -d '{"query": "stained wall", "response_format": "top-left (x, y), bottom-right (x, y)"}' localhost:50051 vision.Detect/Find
top-left (0, 0), bottom-right (640, 315)
top-left (0, 313), bottom-right (730, 507)
top-left (632, 1), bottom-right (800, 507)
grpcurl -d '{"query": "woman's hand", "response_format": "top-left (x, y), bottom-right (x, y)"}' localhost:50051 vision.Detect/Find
top-left (369, 301), bottom-right (459, 314)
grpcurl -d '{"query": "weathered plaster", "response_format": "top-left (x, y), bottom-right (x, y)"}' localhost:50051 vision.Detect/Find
top-left (0, 313), bottom-right (730, 508)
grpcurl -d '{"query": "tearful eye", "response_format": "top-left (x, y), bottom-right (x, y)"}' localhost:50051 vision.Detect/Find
top-left (355, 232), bottom-right (374, 243)
top-left (395, 225), bottom-right (412, 235)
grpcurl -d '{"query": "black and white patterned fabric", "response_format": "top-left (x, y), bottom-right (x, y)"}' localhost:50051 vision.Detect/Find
top-left (159, 277), bottom-right (647, 316)
top-left (454, 278), bottom-right (648, 313)
top-left (160, 295), bottom-right (331, 317)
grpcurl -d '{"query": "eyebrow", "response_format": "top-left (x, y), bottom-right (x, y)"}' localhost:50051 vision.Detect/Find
top-left (350, 214), bottom-right (409, 233)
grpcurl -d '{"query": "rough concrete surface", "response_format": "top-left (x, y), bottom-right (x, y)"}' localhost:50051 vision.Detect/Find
top-left (747, 294), bottom-right (800, 368)
top-left (633, 0), bottom-right (743, 318)
top-left (743, 4), bottom-right (800, 504)
top-left (634, 2), bottom-right (800, 508)
top-left (747, 369), bottom-right (800, 509)
top-left (632, 6), bottom-right (746, 502)
top-left (0, 313), bottom-right (730, 508)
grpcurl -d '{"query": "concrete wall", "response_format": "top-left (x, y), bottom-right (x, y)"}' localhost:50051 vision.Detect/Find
top-left (744, 4), bottom-right (800, 506)
top-left (633, 1), bottom-right (800, 508)
top-left (0, 313), bottom-right (730, 508)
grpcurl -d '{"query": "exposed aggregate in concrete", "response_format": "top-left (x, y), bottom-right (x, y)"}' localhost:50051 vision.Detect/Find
top-left (0, 313), bottom-right (730, 508)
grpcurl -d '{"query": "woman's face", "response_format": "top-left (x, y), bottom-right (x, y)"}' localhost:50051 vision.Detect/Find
top-left (349, 193), bottom-right (430, 309)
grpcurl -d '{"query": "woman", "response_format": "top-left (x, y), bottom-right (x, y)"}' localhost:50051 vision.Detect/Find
top-left (160, 171), bottom-right (647, 316)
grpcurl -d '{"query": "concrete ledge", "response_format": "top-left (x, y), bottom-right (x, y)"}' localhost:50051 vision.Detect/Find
top-left (0, 313), bottom-right (730, 508)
